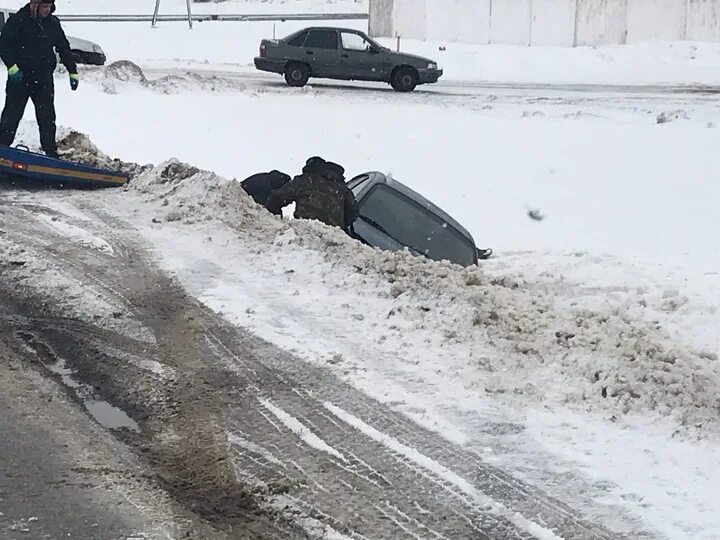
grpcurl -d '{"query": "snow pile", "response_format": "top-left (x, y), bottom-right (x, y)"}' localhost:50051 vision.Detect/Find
top-left (656, 109), bottom-right (690, 124)
top-left (82, 61), bottom-right (248, 95)
top-left (58, 133), bottom-right (720, 433)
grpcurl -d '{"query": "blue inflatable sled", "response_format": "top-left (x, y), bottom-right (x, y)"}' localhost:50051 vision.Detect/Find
top-left (0, 145), bottom-right (128, 188)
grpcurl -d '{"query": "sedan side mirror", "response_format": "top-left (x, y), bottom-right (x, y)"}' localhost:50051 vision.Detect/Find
top-left (368, 46), bottom-right (380, 55)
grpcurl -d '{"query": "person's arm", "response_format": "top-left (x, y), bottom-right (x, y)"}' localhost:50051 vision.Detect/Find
top-left (0, 14), bottom-right (22, 70)
top-left (53, 19), bottom-right (78, 79)
top-left (265, 178), bottom-right (300, 216)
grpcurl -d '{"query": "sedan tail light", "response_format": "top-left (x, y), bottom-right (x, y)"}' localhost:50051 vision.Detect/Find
top-left (259, 44), bottom-right (267, 57)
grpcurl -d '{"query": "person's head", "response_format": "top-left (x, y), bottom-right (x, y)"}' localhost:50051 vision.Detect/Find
top-left (30, 0), bottom-right (54, 18)
top-left (302, 156), bottom-right (327, 175)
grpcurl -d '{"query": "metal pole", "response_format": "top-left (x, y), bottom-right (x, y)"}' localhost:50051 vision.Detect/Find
top-left (152, 0), bottom-right (160, 27)
top-left (186, 0), bottom-right (193, 29)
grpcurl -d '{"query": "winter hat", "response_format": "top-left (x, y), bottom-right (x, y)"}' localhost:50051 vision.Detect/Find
top-left (302, 156), bottom-right (327, 174)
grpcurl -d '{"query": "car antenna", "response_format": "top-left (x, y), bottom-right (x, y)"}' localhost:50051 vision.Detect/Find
top-left (152, 0), bottom-right (193, 30)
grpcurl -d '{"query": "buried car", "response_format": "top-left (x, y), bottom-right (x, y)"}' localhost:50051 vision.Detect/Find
top-left (348, 172), bottom-right (491, 267)
top-left (254, 26), bottom-right (442, 92)
top-left (0, 7), bottom-right (106, 66)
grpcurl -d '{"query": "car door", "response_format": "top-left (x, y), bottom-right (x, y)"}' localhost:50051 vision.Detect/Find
top-left (338, 31), bottom-right (383, 81)
top-left (301, 29), bottom-right (341, 78)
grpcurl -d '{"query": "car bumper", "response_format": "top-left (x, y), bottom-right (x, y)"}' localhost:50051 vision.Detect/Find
top-left (71, 50), bottom-right (106, 66)
top-left (254, 57), bottom-right (285, 74)
top-left (418, 68), bottom-right (443, 84)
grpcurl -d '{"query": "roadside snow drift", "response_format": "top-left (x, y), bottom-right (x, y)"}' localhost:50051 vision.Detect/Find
top-left (53, 131), bottom-right (720, 437)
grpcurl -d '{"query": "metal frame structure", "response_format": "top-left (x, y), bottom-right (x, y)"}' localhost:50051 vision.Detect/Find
top-left (152, 0), bottom-right (193, 29)
top-left (60, 13), bottom-right (368, 23)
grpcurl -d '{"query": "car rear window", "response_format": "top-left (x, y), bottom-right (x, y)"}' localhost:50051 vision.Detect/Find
top-left (286, 31), bottom-right (308, 47)
top-left (304, 30), bottom-right (338, 50)
top-left (358, 185), bottom-right (476, 266)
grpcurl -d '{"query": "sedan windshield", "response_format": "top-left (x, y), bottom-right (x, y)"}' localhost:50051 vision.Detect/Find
top-left (358, 185), bottom-right (476, 266)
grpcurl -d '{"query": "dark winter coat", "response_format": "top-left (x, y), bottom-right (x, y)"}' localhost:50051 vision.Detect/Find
top-left (265, 173), bottom-right (359, 229)
top-left (0, 4), bottom-right (77, 82)
top-left (241, 170), bottom-right (291, 210)
top-left (303, 158), bottom-right (345, 184)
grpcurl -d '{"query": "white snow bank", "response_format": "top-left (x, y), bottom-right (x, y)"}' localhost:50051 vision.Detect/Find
top-left (58, 132), bottom-right (720, 436)
top-left (379, 39), bottom-right (720, 86)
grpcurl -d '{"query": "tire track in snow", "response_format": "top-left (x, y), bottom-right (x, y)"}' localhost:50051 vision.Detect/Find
top-left (325, 401), bottom-right (561, 540)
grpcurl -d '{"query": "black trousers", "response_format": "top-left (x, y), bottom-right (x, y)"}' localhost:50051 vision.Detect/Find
top-left (0, 77), bottom-right (56, 155)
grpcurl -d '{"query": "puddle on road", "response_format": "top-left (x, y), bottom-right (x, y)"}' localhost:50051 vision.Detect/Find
top-left (84, 399), bottom-right (140, 431)
top-left (45, 356), bottom-right (140, 433)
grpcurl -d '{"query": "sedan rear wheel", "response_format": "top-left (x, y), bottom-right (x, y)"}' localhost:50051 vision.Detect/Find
top-left (284, 62), bottom-right (310, 87)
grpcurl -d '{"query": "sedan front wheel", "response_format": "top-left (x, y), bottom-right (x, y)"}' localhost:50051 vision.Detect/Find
top-left (390, 67), bottom-right (419, 92)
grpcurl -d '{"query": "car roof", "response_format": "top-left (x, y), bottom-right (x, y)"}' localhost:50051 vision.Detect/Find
top-left (293, 27), bottom-right (366, 34)
top-left (357, 172), bottom-right (476, 244)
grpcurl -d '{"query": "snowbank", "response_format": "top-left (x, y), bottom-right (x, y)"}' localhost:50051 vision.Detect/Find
top-left (58, 132), bottom-right (720, 436)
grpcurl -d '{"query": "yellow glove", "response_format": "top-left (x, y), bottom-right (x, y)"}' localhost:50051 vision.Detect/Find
top-left (7, 64), bottom-right (22, 83)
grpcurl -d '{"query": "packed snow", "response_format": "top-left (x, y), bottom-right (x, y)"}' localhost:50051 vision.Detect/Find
top-left (1, 1), bottom-right (719, 538)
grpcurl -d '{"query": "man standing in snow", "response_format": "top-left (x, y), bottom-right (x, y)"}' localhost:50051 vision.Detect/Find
top-left (265, 165), bottom-right (359, 231)
top-left (0, 0), bottom-right (79, 158)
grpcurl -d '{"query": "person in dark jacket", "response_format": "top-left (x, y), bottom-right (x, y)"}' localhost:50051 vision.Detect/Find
top-left (265, 169), bottom-right (359, 230)
top-left (0, 0), bottom-right (79, 158)
top-left (303, 156), bottom-right (346, 184)
top-left (241, 170), bottom-right (291, 212)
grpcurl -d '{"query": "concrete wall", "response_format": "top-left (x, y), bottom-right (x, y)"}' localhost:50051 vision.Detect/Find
top-left (369, 0), bottom-right (394, 39)
top-left (426, 0), bottom-right (491, 44)
top-left (687, 0), bottom-right (720, 41)
top-left (575, 0), bottom-right (627, 46)
top-left (530, 0), bottom-right (577, 46)
top-left (490, 0), bottom-right (532, 46)
top-left (627, 0), bottom-right (686, 42)
top-left (392, 0), bottom-right (426, 40)
top-left (368, 0), bottom-right (720, 46)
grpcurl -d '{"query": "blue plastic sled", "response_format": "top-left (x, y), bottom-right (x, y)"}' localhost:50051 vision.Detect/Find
top-left (0, 145), bottom-right (128, 188)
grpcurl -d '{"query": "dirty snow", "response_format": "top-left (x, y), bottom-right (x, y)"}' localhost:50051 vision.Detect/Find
top-left (0, 232), bottom-right (151, 342)
top-left (35, 213), bottom-right (115, 255)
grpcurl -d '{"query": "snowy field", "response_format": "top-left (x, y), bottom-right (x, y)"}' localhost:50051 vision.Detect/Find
top-left (2, 1), bottom-right (720, 538)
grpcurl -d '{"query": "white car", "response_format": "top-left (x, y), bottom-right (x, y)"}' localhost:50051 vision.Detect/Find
top-left (0, 7), bottom-right (106, 66)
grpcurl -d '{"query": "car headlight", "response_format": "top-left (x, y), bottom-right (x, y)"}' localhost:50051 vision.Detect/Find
top-left (427, 62), bottom-right (438, 70)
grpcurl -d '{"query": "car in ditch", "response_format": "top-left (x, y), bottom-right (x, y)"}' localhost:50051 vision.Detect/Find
top-left (0, 7), bottom-right (106, 66)
top-left (348, 172), bottom-right (491, 267)
top-left (254, 26), bottom-right (443, 92)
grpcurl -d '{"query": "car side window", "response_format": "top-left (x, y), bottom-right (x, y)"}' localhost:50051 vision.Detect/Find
top-left (304, 30), bottom-right (338, 50)
top-left (286, 31), bottom-right (309, 47)
top-left (341, 32), bottom-right (371, 52)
